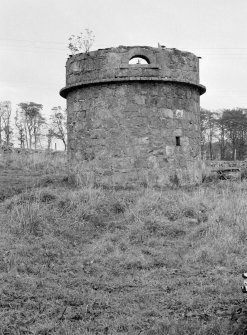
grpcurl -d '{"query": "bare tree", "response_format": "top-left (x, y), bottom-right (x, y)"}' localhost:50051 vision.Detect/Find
top-left (46, 128), bottom-right (53, 151)
top-left (200, 108), bottom-right (218, 159)
top-left (0, 101), bottom-right (12, 146)
top-left (15, 111), bottom-right (25, 148)
top-left (16, 102), bottom-right (45, 149)
top-left (68, 29), bottom-right (95, 55)
top-left (49, 106), bottom-right (67, 150)
top-left (15, 108), bottom-right (26, 148)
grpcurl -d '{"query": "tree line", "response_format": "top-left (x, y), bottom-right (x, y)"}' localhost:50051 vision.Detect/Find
top-left (1, 101), bottom-right (247, 160)
top-left (0, 101), bottom-right (67, 151)
top-left (201, 107), bottom-right (247, 160)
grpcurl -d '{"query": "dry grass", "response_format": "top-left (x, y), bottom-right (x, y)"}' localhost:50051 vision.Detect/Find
top-left (0, 152), bottom-right (246, 334)
top-left (0, 151), bottom-right (67, 173)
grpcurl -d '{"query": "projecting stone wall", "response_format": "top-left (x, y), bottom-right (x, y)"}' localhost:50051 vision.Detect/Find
top-left (60, 46), bottom-right (206, 186)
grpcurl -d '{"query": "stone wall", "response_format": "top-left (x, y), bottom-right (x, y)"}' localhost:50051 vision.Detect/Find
top-left (205, 160), bottom-right (247, 170)
top-left (60, 46), bottom-right (206, 186)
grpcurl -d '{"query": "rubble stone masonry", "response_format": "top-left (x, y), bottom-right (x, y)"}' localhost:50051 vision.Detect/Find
top-left (60, 45), bottom-right (206, 186)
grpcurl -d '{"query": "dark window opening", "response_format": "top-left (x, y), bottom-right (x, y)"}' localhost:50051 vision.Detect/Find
top-left (176, 136), bottom-right (181, 146)
top-left (129, 56), bottom-right (150, 65)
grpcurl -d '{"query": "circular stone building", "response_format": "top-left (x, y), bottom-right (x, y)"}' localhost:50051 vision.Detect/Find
top-left (60, 45), bottom-right (206, 186)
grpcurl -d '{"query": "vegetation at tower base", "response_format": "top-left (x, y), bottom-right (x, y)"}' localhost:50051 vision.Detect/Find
top-left (60, 45), bottom-right (206, 187)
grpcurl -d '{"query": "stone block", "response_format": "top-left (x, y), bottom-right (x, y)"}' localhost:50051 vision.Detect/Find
top-left (134, 95), bottom-right (146, 105)
top-left (174, 129), bottom-right (183, 136)
top-left (73, 102), bottom-right (82, 112)
top-left (159, 108), bottom-right (173, 118)
top-left (166, 146), bottom-right (175, 157)
top-left (138, 137), bottom-right (149, 144)
top-left (71, 61), bottom-right (81, 72)
top-left (175, 109), bottom-right (184, 118)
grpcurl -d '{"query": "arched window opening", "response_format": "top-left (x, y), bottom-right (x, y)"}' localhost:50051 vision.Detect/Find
top-left (129, 56), bottom-right (150, 65)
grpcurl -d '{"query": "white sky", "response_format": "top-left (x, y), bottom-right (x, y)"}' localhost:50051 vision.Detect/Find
top-left (0, 0), bottom-right (247, 118)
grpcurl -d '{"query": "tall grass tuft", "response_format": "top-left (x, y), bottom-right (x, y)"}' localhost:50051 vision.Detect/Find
top-left (9, 201), bottom-right (44, 236)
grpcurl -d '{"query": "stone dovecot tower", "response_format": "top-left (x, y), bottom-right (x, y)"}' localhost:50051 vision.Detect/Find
top-left (60, 45), bottom-right (206, 186)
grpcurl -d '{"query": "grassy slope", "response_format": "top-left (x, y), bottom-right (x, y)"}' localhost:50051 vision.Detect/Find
top-left (0, 153), bottom-right (246, 334)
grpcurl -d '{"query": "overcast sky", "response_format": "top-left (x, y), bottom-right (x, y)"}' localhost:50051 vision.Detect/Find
top-left (0, 0), bottom-right (247, 118)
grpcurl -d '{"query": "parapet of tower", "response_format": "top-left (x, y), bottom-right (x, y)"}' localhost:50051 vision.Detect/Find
top-left (60, 45), bottom-right (206, 186)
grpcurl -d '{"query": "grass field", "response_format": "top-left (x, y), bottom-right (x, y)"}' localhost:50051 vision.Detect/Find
top-left (0, 152), bottom-right (247, 334)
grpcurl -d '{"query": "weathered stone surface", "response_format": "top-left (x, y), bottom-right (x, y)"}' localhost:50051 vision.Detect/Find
top-left (61, 46), bottom-right (206, 186)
